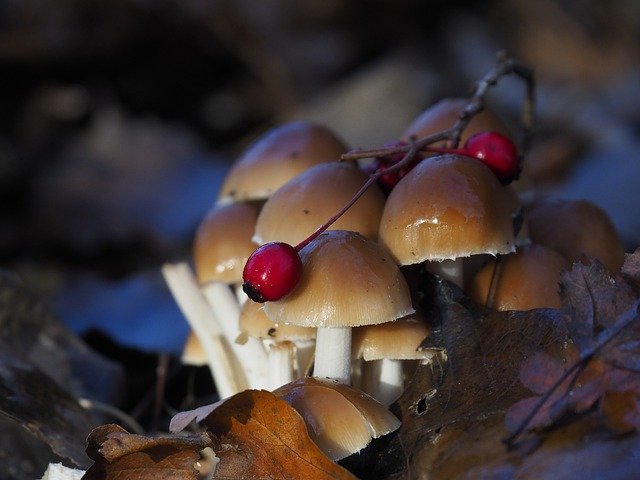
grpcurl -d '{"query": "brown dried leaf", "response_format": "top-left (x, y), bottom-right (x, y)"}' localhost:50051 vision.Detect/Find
top-left (82, 424), bottom-right (211, 480)
top-left (622, 248), bottom-right (640, 291)
top-left (601, 391), bottom-right (640, 434)
top-left (201, 389), bottom-right (357, 480)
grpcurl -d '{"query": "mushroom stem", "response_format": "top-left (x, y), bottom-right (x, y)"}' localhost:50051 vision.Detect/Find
top-left (201, 281), bottom-right (270, 390)
top-left (425, 258), bottom-right (465, 288)
top-left (368, 359), bottom-right (404, 406)
top-left (295, 340), bottom-right (316, 377)
top-left (268, 341), bottom-right (295, 390)
top-left (314, 327), bottom-right (352, 384)
top-left (161, 262), bottom-right (246, 397)
top-left (235, 283), bottom-right (249, 306)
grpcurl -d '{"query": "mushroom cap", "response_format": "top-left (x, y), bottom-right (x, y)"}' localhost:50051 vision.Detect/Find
top-left (238, 299), bottom-right (316, 342)
top-left (467, 244), bottom-right (568, 311)
top-left (525, 197), bottom-right (624, 272)
top-left (253, 161), bottom-right (385, 246)
top-left (263, 230), bottom-right (414, 328)
top-left (401, 97), bottom-right (511, 144)
top-left (193, 202), bottom-right (260, 284)
top-left (273, 377), bottom-right (401, 460)
top-left (180, 331), bottom-right (207, 366)
top-left (218, 122), bottom-right (347, 203)
top-left (352, 312), bottom-right (431, 361)
top-left (379, 154), bottom-right (516, 265)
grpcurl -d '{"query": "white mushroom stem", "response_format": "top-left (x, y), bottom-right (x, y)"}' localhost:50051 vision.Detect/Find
top-left (363, 359), bottom-right (404, 407)
top-left (295, 339), bottom-right (316, 377)
top-left (161, 262), bottom-right (246, 398)
top-left (425, 258), bottom-right (464, 288)
top-left (201, 281), bottom-right (270, 390)
top-left (268, 341), bottom-right (295, 390)
top-left (235, 283), bottom-right (249, 306)
top-left (314, 327), bottom-right (351, 384)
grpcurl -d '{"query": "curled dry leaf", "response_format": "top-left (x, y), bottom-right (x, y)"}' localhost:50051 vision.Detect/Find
top-left (82, 424), bottom-right (212, 480)
top-left (199, 389), bottom-right (357, 480)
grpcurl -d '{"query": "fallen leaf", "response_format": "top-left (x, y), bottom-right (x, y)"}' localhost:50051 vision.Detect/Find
top-left (371, 279), bottom-right (568, 479)
top-left (201, 389), bottom-right (357, 480)
top-left (622, 248), bottom-right (640, 291)
top-left (82, 424), bottom-right (211, 480)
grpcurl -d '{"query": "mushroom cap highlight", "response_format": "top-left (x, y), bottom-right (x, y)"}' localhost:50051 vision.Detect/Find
top-left (273, 377), bottom-right (401, 460)
top-left (467, 244), bottom-right (568, 311)
top-left (525, 197), bottom-right (624, 272)
top-left (218, 122), bottom-right (347, 203)
top-left (378, 154), bottom-right (516, 265)
top-left (263, 230), bottom-right (414, 328)
top-left (193, 202), bottom-right (260, 285)
top-left (254, 161), bottom-right (385, 246)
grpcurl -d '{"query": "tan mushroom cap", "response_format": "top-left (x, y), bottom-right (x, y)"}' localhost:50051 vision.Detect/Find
top-left (254, 161), bottom-right (386, 246)
top-left (193, 202), bottom-right (260, 285)
top-left (180, 331), bottom-right (207, 366)
top-left (352, 312), bottom-right (431, 361)
top-left (218, 122), bottom-right (348, 203)
top-left (525, 197), bottom-right (624, 272)
top-left (238, 299), bottom-right (316, 343)
top-left (263, 230), bottom-right (414, 328)
top-left (379, 154), bottom-right (515, 265)
top-left (467, 244), bottom-right (568, 311)
top-left (273, 377), bottom-right (401, 460)
top-left (401, 97), bottom-right (511, 144)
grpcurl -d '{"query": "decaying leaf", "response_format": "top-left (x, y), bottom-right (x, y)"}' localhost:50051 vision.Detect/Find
top-left (505, 259), bottom-right (640, 442)
top-left (371, 279), bottom-right (569, 479)
top-left (200, 389), bottom-right (357, 480)
top-left (622, 248), bottom-right (640, 291)
top-left (82, 424), bottom-right (211, 480)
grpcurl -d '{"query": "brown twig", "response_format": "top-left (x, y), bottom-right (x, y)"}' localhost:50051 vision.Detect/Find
top-left (341, 51), bottom-right (535, 162)
top-left (503, 300), bottom-right (640, 447)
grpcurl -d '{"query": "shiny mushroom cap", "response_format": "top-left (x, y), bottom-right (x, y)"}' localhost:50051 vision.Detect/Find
top-left (379, 154), bottom-right (516, 265)
top-left (253, 161), bottom-right (385, 246)
top-left (467, 244), bottom-right (568, 311)
top-left (273, 377), bottom-right (401, 460)
top-left (193, 202), bottom-right (260, 285)
top-left (352, 312), bottom-right (431, 361)
top-left (401, 97), bottom-right (511, 144)
top-left (263, 230), bottom-right (414, 328)
top-left (218, 122), bottom-right (347, 203)
top-left (238, 299), bottom-right (316, 343)
top-left (525, 197), bottom-right (624, 272)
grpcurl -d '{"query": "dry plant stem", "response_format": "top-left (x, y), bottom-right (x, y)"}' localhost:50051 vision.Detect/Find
top-left (201, 281), bottom-right (270, 390)
top-left (162, 262), bottom-right (247, 397)
top-left (504, 300), bottom-right (640, 447)
top-left (268, 341), bottom-right (295, 389)
top-left (78, 398), bottom-right (145, 435)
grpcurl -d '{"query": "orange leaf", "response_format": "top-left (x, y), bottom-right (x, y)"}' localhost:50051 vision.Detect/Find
top-left (82, 424), bottom-right (211, 480)
top-left (201, 389), bottom-right (357, 480)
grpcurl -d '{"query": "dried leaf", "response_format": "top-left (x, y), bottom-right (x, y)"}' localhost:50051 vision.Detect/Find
top-left (372, 279), bottom-right (568, 479)
top-left (601, 391), bottom-right (640, 433)
top-left (622, 248), bottom-right (640, 291)
top-left (201, 389), bottom-right (357, 480)
top-left (82, 424), bottom-right (211, 480)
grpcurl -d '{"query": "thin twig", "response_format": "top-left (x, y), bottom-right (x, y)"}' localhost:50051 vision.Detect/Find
top-left (503, 300), bottom-right (640, 447)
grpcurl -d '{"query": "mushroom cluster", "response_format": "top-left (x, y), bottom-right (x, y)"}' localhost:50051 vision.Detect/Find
top-left (164, 86), bottom-right (626, 462)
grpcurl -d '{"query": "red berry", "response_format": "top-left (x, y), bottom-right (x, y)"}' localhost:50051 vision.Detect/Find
top-left (464, 132), bottom-right (519, 184)
top-left (242, 242), bottom-right (302, 302)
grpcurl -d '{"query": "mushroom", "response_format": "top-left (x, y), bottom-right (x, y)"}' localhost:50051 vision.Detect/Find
top-left (238, 299), bottom-right (316, 389)
top-left (352, 311), bottom-right (433, 405)
top-left (467, 244), bottom-right (568, 311)
top-left (378, 154), bottom-right (515, 288)
top-left (253, 161), bottom-right (386, 246)
top-left (401, 97), bottom-right (512, 144)
top-left (274, 377), bottom-right (401, 460)
top-left (264, 230), bottom-right (414, 385)
top-left (525, 197), bottom-right (625, 272)
top-left (217, 121), bottom-right (347, 204)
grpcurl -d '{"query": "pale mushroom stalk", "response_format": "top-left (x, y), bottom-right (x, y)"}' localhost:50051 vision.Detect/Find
top-left (268, 341), bottom-right (296, 389)
top-left (162, 262), bottom-right (246, 397)
top-left (314, 327), bottom-right (352, 384)
top-left (363, 359), bottom-right (404, 407)
top-left (201, 281), bottom-right (269, 390)
top-left (425, 258), bottom-right (464, 288)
